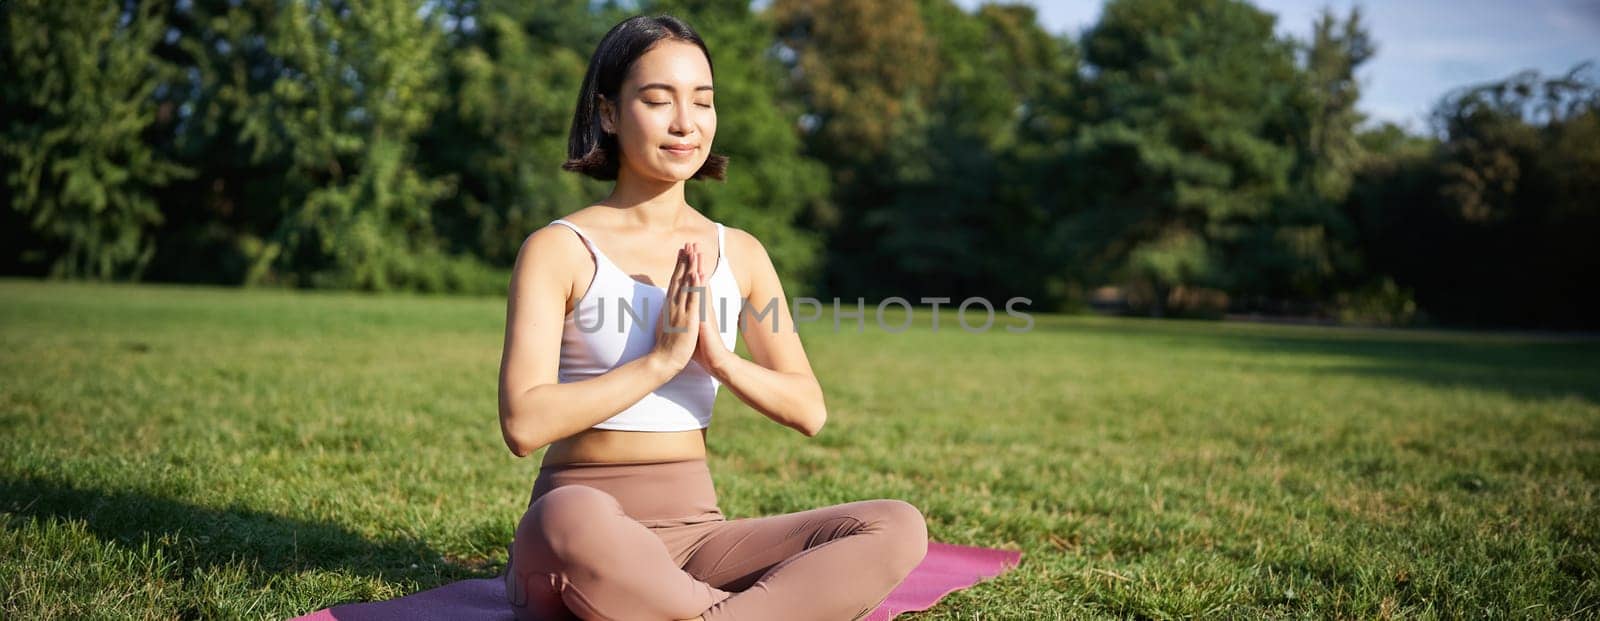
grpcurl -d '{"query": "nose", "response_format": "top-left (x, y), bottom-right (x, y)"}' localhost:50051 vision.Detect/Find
top-left (669, 98), bottom-right (694, 136)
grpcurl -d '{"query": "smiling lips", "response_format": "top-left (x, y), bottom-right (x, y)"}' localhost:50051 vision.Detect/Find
top-left (662, 144), bottom-right (697, 155)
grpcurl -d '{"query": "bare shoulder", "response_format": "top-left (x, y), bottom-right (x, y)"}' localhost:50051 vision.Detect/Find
top-left (721, 225), bottom-right (776, 300)
top-left (722, 224), bottom-right (763, 258)
top-left (512, 221), bottom-right (588, 310)
top-left (518, 221), bottom-right (584, 269)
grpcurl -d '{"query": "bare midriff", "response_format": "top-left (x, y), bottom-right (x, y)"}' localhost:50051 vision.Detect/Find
top-left (540, 427), bottom-right (709, 467)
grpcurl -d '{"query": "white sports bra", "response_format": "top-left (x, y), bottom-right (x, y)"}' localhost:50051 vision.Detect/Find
top-left (548, 218), bottom-right (740, 431)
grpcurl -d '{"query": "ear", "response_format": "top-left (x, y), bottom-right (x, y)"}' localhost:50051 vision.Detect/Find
top-left (597, 95), bottom-right (617, 135)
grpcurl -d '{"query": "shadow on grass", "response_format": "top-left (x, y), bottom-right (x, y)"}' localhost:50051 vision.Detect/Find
top-left (1220, 334), bottom-right (1600, 406)
top-left (1030, 317), bottom-right (1600, 406)
top-left (1, 474), bottom-right (488, 585)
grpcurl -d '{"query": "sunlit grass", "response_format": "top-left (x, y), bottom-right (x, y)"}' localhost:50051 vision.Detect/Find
top-left (2, 278), bottom-right (1596, 619)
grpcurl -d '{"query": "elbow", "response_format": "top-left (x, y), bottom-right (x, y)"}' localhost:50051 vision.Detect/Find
top-left (504, 432), bottom-right (535, 458)
top-left (500, 415), bottom-right (530, 457)
top-left (798, 407), bottom-right (827, 438)
top-left (499, 401), bottom-right (545, 458)
top-left (502, 424), bottom-right (544, 459)
top-left (797, 384), bottom-right (827, 437)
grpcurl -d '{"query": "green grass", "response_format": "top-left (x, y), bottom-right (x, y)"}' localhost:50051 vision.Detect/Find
top-left (2, 277), bottom-right (1596, 619)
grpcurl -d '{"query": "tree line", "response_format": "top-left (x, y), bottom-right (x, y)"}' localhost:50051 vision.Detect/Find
top-left (3, 0), bottom-right (1596, 328)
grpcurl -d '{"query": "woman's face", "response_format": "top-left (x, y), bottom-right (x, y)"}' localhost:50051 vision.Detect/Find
top-left (600, 40), bottom-right (716, 183)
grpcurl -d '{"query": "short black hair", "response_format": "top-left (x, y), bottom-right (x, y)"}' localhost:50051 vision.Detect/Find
top-left (563, 15), bottom-right (728, 181)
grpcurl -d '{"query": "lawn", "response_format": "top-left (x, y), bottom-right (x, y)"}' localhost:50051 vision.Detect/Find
top-left (2, 278), bottom-right (1596, 619)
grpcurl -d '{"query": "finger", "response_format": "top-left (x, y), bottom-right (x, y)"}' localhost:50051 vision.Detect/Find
top-left (681, 244), bottom-right (700, 320)
top-left (692, 243), bottom-right (701, 285)
top-left (659, 249), bottom-right (684, 330)
top-left (671, 245), bottom-right (689, 306)
top-left (668, 246), bottom-right (684, 291)
top-left (688, 244), bottom-right (703, 320)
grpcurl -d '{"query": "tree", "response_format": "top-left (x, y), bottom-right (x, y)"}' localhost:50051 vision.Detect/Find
top-left (767, 0), bottom-right (936, 171)
top-left (1424, 63), bottom-right (1599, 326)
top-left (647, 0), bottom-right (832, 296)
top-left (1, 0), bottom-right (190, 279)
top-left (418, 0), bottom-right (599, 268)
top-left (767, 0), bottom-right (937, 297)
top-left (767, 0), bottom-right (1077, 301)
top-left (863, 1), bottom-right (1079, 300)
top-left (1232, 6), bottom-right (1375, 305)
top-left (1059, 0), bottom-right (1301, 316)
top-left (151, 0), bottom-right (500, 292)
top-left (1345, 63), bottom-right (1600, 328)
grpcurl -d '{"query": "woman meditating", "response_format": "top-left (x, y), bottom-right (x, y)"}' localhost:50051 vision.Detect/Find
top-left (496, 14), bottom-right (928, 621)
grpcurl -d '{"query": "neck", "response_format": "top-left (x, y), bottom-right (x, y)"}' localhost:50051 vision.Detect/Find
top-left (602, 166), bottom-right (692, 231)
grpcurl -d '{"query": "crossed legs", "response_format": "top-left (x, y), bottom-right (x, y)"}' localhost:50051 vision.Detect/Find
top-left (506, 484), bottom-right (927, 621)
top-left (685, 497), bottom-right (928, 621)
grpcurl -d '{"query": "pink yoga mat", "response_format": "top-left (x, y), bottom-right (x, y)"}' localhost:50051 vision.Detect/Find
top-left (290, 541), bottom-right (1020, 620)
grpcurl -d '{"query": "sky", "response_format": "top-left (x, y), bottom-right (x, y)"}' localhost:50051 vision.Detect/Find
top-left (955, 0), bottom-right (1600, 131)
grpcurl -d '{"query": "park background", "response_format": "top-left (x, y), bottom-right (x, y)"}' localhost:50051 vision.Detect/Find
top-left (3, 0), bottom-right (1598, 619)
top-left (5, 0), bottom-right (1599, 327)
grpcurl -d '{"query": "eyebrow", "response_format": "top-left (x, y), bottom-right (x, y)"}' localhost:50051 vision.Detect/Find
top-left (637, 83), bottom-right (714, 94)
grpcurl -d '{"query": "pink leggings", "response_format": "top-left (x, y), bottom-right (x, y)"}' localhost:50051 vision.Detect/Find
top-left (504, 457), bottom-right (928, 621)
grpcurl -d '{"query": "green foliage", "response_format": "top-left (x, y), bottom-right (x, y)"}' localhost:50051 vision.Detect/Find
top-left (771, 0), bottom-right (1079, 302)
top-left (1059, 0), bottom-right (1300, 315)
top-left (0, 0), bottom-right (191, 280)
top-left (1334, 276), bottom-right (1421, 326)
top-left (421, 1), bottom-right (598, 268)
top-left (1349, 63), bottom-right (1600, 328)
top-left (769, 0), bottom-right (936, 170)
top-left (240, 0), bottom-right (457, 291)
top-left (3, 0), bottom-right (1597, 326)
top-left (650, 0), bottom-right (832, 297)
top-left (766, 0), bottom-right (938, 298)
top-left (134, 0), bottom-right (828, 295)
top-left (1238, 7), bottom-right (1374, 301)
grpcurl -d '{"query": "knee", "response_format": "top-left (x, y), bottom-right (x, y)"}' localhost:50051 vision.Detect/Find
top-left (873, 499), bottom-right (928, 572)
top-left (525, 485), bottom-right (621, 559)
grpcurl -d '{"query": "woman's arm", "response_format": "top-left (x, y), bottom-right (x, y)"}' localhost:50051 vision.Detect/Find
top-left (497, 225), bottom-right (680, 457)
top-left (700, 229), bottom-right (827, 437)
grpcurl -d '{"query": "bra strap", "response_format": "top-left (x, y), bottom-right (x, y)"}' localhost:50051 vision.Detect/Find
top-left (549, 219), bottom-right (609, 263)
top-left (715, 222), bottom-right (725, 260)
